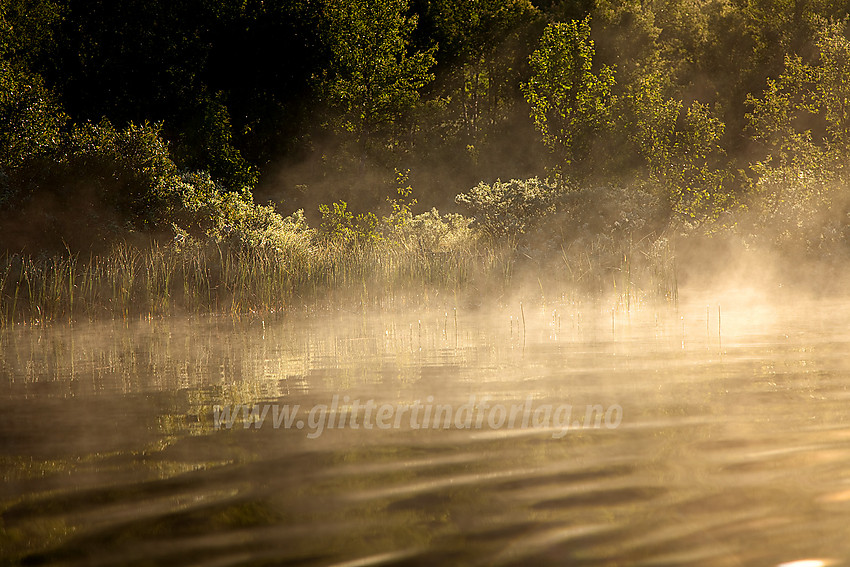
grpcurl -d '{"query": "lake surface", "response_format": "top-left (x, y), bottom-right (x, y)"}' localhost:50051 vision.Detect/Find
top-left (2, 292), bottom-right (850, 566)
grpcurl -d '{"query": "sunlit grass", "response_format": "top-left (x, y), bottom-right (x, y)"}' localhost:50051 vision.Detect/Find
top-left (0, 239), bottom-right (494, 325)
top-left (0, 233), bottom-right (677, 327)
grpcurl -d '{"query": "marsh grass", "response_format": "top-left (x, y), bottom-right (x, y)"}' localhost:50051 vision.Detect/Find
top-left (0, 225), bottom-right (679, 328)
top-left (549, 232), bottom-right (677, 311)
top-left (1, 242), bottom-right (679, 327)
top-left (0, 236), bottom-right (525, 325)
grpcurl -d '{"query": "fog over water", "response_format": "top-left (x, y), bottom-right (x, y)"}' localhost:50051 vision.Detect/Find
top-left (2, 287), bottom-right (850, 566)
top-left (7, 1), bottom-right (850, 565)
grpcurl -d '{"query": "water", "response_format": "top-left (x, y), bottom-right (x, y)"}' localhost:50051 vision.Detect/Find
top-left (2, 295), bottom-right (850, 566)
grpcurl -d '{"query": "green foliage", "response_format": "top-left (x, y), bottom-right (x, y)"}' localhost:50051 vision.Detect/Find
top-left (163, 171), bottom-right (312, 253)
top-left (669, 103), bottom-right (731, 225)
top-left (174, 92), bottom-right (258, 191)
top-left (746, 55), bottom-right (817, 161)
top-left (318, 0), bottom-right (437, 153)
top-left (746, 155), bottom-right (848, 250)
top-left (0, 117), bottom-right (178, 249)
top-left (592, 0), bottom-right (662, 84)
top-left (454, 175), bottom-right (666, 298)
top-left (383, 169), bottom-right (418, 233)
top-left (747, 20), bottom-right (850, 159)
top-left (407, 208), bottom-right (476, 251)
top-left (419, 0), bottom-right (537, 146)
top-left (740, 0), bottom-right (849, 67)
top-left (619, 71), bottom-right (680, 178)
top-left (455, 177), bottom-right (559, 238)
top-left (318, 201), bottom-right (381, 244)
top-left (745, 18), bottom-right (850, 249)
top-left (455, 176), bottom-right (659, 247)
top-left (59, 119), bottom-right (177, 229)
top-left (0, 0), bottom-right (62, 66)
top-left (423, 0), bottom-right (535, 62)
top-left (619, 69), bottom-right (731, 225)
top-left (522, 17), bottom-right (616, 179)
top-left (0, 60), bottom-right (66, 170)
top-left (1, 114), bottom-right (293, 252)
top-left (8, 0), bottom-right (850, 299)
top-left (379, 171), bottom-right (477, 253)
top-left (63, 122), bottom-right (304, 250)
top-left (812, 19), bottom-right (850, 151)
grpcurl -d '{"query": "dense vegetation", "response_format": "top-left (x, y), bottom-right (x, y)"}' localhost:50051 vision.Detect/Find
top-left (3, 0), bottom-right (850, 322)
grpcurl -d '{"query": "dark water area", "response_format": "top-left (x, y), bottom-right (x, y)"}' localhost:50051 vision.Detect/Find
top-left (2, 294), bottom-right (850, 566)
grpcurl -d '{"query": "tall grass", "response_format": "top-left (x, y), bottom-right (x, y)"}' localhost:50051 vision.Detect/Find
top-left (0, 231), bottom-right (678, 327)
top-left (0, 236), bottom-right (520, 326)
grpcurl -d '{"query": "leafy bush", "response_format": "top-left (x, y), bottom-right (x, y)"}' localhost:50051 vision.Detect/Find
top-left (163, 171), bottom-right (313, 253)
top-left (407, 208), bottom-right (476, 252)
top-left (619, 70), bottom-right (731, 226)
top-left (0, 60), bottom-right (66, 170)
top-left (455, 177), bottom-right (559, 238)
top-left (317, 200), bottom-right (381, 244)
top-left (0, 118), bottom-right (179, 249)
top-left (455, 176), bottom-right (662, 293)
top-left (381, 169), bottom-right (418, 235)
top-left (173, 92), bottom-right (259, 192)
top-left (1, 115), bottom-right (307, 254)
top-left (59, 119), bottom-right (177, 228)
top-left (745, 19), bottom-right (850, 251)
top-left (746, 158), bottom-right (850, 251)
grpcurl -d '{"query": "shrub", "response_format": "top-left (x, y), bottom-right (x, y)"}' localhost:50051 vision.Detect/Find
top-left (0, 61), bottom-right (66, 171)
top-left (317, 200), bottom-right (381, 244)
top-left (454, 177), bottom-right (559, 238)
top-left (745, 19), bottom-right (850, 251)
top-left (0, 118), bottom-right (178, 250)
top-left (173, 92), bottom-right (259, 192)
top-left (59, 119), bottom-right (177, 230)
top-left (1, 116), bottom-right (303, 254)
top-left (407, 208), bottom-right (476, 252)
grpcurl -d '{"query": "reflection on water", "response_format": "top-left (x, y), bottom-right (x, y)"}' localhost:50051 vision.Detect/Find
top-left (2, 296), bottom-right (850, 566)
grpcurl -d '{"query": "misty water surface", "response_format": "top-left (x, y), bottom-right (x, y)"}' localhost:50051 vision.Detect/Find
top-left (2, 294), bottom-right (850, 566)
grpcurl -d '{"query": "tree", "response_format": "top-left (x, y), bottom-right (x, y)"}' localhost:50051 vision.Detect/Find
top-left (0, 62), bottom-right (66, 172)
top-left (417, 0), bottom-right (536, 145)
top-left (0, 0), bottom-right (62, 69)
top-left (621, 69), bottom-right (730, 224)
top-left (37, 0), bottom-right (261, 190)
top-left (522, 17), bottom-right (616, 181)
top-left (318, 0), bottom-right (437, 161)
top-left (202, 0), bottom-right (327, 167)
top-left (745, 18), bottom-right (850, 248)
top-left (0, 2), bottom-right (66, 175)
top-left (747, 19), bottom-right (850, 163)
top-left (173, 91), bottom-right (258, 191)
top-left (813, 18), bottom-right (850, 154)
